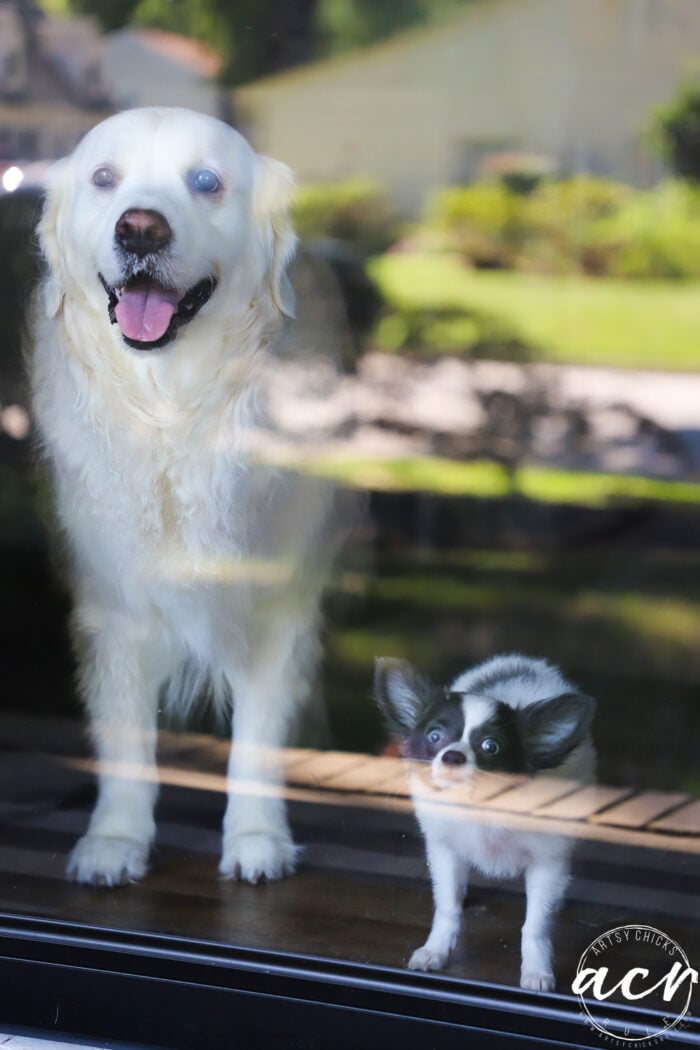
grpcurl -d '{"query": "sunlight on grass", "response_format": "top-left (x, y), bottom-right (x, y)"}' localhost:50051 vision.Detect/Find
top-left (303, 455), bottom-right (700, 507)
top-left (369, 253), bottom-right (700, 370)
top-left (329, 571), bottom-right (700, 679)
top-left (574, 593), bottom-right (700, 649)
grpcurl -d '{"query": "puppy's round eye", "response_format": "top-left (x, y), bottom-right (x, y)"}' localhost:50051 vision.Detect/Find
top-left (428, 728), bottom-right (444, 746)
top-left (92, 166), bottom-right (115, 189)
top-left (481, 737), bottom-right (500, 756)
top-left (189, 168), bottom-right (221, 194)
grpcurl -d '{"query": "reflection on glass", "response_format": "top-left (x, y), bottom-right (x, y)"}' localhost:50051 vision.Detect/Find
top-left (0, 0), bottom-right (698, 1037)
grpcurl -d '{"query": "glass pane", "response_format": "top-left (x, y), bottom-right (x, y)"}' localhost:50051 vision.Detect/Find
top-left (1, 2), bottom-right (699, 1044)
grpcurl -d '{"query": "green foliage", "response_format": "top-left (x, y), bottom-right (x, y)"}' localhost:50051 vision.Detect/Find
top-left (426, 182), bottom-right (533, 269)
top-left (316, 0), bottom-right (472, 57)
top-left (593, 180), bottom-right (700, 279)
top-left (523, 177), bottom-right (633, 275)
top-left (648, 74), bottom-right (700, 181)
top-left (425, 176), bottom-right (700, 280)
top-left (67, 0), bottom-right (140, 31)
top-left (292, 180), bottom-right (398, 255)
top-left (58, 0), bottom-right (478, 84)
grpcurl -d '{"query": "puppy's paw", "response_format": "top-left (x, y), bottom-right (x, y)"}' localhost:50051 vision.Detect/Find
top-left (219, 831), bottom-right (300, 884)
top-left (408, 945), bottom-right (448, 972)
top-left (521, 970), bottom-right (555, 992)
top-left (67, 834), bottom-right (149, 887)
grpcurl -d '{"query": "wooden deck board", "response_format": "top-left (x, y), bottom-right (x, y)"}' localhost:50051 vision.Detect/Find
top-left (2, 717), bottom-right (699, 1001)
top-left (650, 799), bottom-right (700, 835)
top-left (590, 791), bottom-right (690, 829)
top-left (476, 777), bottom-right (580, 813)
top-left (535, 785), bottom-right (632, 821)
top-left (286, 749), bottom-right (370, 786)
top-left (320, 755), bottom-right (407, 792)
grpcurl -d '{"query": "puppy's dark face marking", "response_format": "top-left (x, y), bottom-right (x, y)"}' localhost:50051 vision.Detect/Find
top-left (374, 657), bottom-right (594, 779)
top-left (403, 694), bottom-right (465, 761)
top-left (468, 700), bottom-right (528, 773)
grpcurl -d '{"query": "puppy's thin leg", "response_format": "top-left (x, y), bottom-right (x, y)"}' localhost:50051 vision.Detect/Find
top-left (520, 857), bottom-right (569, 991)
top-left (409, 839), bottom-right (468, 972)
top-left (220, 617), bottom-right (319, 884)
top-left (67, 614), bottom-right (167, 887)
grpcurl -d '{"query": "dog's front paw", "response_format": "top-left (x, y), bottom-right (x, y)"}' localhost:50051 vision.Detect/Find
top-left (219, 831), bottom-right (300, 884)
top-left (408, 945), bottom-right (448, 972)
top-left (67, 834), bottom-right (150, 887)
top-left (521, 970), bottom-right (555, 992)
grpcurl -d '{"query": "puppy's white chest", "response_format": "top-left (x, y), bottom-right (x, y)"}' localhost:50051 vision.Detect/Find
top-left (459, 823), bottom-right (529, 878)
top-left (418, 805), bottom-right (530, 880)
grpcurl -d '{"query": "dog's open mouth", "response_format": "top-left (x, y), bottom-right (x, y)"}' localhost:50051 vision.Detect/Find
top-left (98, 273), bottom-right (217, 351)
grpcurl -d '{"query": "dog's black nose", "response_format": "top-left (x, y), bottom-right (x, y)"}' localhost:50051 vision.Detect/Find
top-left (115, 209), bottom-right (172, 256)
top-left (442, 749), bottom-right (466, 766)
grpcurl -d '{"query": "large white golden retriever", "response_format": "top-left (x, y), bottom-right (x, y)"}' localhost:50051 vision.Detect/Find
top-left (31, 107), bottom-right (338, 887)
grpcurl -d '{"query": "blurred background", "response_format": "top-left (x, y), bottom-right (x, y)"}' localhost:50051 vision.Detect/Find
top-left (2, 0), bottom-right (700, 794)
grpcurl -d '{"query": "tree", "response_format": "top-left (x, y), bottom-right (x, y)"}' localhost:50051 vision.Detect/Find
top-left (59, 0), bottom-right (478, 85)
top-left (649, 77), bottom-right (700, 182)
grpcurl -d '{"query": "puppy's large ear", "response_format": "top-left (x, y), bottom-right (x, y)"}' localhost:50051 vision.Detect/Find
top-left (254, 154), bottom-right (297, 318)
top-left (374, 658), bottom-right (433, 737)
top-left (37, 157), bottom-right (73, 318)
top-left (519, 693), bottom-right (595, 773)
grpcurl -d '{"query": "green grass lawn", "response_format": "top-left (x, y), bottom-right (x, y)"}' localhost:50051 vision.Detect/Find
top-left (304, 455), bottom-right (700, 507)
top-left (369, 252), bottom-right (700, 370)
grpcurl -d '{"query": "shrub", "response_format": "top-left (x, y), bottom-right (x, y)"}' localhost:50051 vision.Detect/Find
top-left (292, 180), bottom-right (398, 255)
top-left (425, 182), bottom-right (531, 269)
top-left (425, 177), bottom-right (633, 274)
top-left (523, 177), bottom-right (632, 275)
top-left (421, 176), bottom-right (700, 279)
top-left (594, 180), bottom-right (700, 279)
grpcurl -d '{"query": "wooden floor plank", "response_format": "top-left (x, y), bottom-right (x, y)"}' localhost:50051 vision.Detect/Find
top-left (476, 777), bottom-right (580, 814)
top-left (0, 751), bottom-right (92, 807)
top-left (419, 772), bottom-right (524, 807)
top-left (320, 755), bottom-right (406, 793)
top-left (286, 749), bottom-right (370, 786)
top-left (535, 785), bottom-right (632, 821)
top-left (590, 791), bottom-right (690, 829)
top-left (0, 713), bottom-right (86, 756)
top-left (650, 799), bottom-right (700, 835)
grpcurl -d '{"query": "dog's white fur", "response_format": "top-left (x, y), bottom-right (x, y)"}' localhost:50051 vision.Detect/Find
top-left (30, 107), bottom-right (336, 886)
top-left (377, 654), bottom-right (595, 991)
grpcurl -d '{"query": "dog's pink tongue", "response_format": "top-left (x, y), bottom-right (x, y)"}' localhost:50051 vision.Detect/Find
top-left (115, 286), bottom-right (180, 342)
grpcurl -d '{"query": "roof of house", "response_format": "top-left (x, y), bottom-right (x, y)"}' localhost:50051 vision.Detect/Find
top-left (106, 27), bottom-right (223, 79)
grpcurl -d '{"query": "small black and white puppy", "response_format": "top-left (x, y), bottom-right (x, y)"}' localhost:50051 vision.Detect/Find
top-left (374, 653), bottom-right (595, 991)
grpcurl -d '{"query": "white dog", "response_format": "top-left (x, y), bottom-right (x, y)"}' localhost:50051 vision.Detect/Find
top-left (375, 654), bottom-right (595, 991)
top-left (30, 107), bottom-right (339, 887)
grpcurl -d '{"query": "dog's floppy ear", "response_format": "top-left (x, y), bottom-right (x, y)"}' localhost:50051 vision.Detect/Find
top-left (519, 693), bottom-right (595, 773)
top-left (374, 658), bottom-right (433, 736)
top-left (254, 154), bottom-right (297, 318)
top-left (37, 157), bottom-right (74, 318)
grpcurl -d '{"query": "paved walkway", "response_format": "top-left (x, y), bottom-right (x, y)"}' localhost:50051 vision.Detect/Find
top-left (260, 353), bottom-right (700, 480)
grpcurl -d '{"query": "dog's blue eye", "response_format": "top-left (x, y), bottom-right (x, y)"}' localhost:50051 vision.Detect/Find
top-left (190, 168), bottom-right (221, 194)
top-left (481, 737), bottom-right (500, 756)
top-left (428, 728), bottom-right (444, 746)
top-left (92, 166), bottom-right (115, 189)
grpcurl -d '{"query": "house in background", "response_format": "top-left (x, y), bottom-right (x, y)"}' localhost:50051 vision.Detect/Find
top-left (234, 0), bottom-right (700, 213)
top-left (0, 0), bottom-right (230, 173)
top-left (103, 28), bottom-right (230, 122)
top-left (0, 0), bottom-right (112, 164)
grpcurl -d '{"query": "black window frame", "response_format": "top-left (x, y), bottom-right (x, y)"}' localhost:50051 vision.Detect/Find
top-left (2, 911), bottom-right (696, 1048)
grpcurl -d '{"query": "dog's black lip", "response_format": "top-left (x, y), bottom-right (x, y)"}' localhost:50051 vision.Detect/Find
top-left (98, 272), bottom-right (218, 351)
